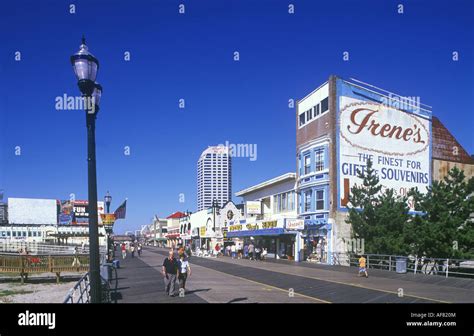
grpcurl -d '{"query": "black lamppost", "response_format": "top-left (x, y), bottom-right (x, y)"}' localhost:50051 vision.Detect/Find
top-left (104, 191), bottom-right (113, 259)
top-left (104, 191), bottom-right (112, 214)
top-left (70, 37), bottom-right (102, 303)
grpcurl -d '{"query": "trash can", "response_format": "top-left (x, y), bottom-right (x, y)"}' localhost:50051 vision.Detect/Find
top-left (396, 257), bottom-right (407, 274)
top-left (100, 263), bottom-right (114, 281)
top-left (112, 259), bottom-right (120, 269)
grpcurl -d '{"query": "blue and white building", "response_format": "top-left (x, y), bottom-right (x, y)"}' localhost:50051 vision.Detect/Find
top-left (296, 76), bottom-right (433, 264)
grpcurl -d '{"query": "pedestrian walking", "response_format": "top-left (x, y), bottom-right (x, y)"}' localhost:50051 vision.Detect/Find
top-left (248, 243), bottom-right (255, 260)
top-left (214, 243), bottom-right (221, 257)
top-left (178, 254), bottom-right (192, 293)
top-left (130, 244), bottom-right (135, 258)
top-left (226, 245), bottom-right (231, 257)
top-left (185, 244), bottom-right (192, 259)
top-left (358, 255), bottom-right (368, 278)
top-left (137, 244), bottom-right (142, 257)
top-left (162, 249), bottom-right (179, 297)
top-left (261, 247), bottom-right (268, 261)
top-left (243, 244), bottom-right (249, 259)
top-left (72, 246), bottom-right (81, 267)
top-left (121, 243), bottom-right (127, 259)
top-left (255, 246), bottom-right (261, 260)
top-left (231, 244), bottom-right (236, 259)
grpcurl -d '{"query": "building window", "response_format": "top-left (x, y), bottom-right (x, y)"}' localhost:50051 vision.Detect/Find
top-left (306, 108), bottom-right (312, 121)
top-left (299, 113), bottom-right (305, 127)
top-left (304, 190), bottom-right (312, 212)
top-left (315, 148), bottom-right (324, 171)
top-left (289, 191), bottom-right (295, 211)
top-left (316, 190), bottom-right (324, 210)
top-left (274, 191), bottom-right (295, 213)
top-left (321, 97), bottom-right (329, 113)
top-left (314, 104), bottom-right (320, 117)
top-left (304, 155), bottom-right (311, 175)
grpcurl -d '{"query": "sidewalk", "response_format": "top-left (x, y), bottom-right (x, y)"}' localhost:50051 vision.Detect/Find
top-left (113, 252), bottom-right (205, 303)
top-left (149, 247), bottom-right (474, 303)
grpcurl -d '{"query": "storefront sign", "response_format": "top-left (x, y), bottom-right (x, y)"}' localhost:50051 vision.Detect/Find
top-left (261, 220), bottom-right (277, 229)
top-left (200, 226), bottom-right (206, 237)
top-left (338, 81), bottom-right (431, 210)
top-left (286, 219), bottom-right (304, 230)
top-left (229, 224), bottom-right (242, 232)
top-left (246, 224), bottom-right (258, 230)
top-left (246, 201), bottom-right (261, 215)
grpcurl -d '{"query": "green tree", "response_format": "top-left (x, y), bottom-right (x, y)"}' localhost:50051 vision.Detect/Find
top-left (346, 159), bottom-right (410, 255)
top-left (408, 167), bottom-right (474, 259)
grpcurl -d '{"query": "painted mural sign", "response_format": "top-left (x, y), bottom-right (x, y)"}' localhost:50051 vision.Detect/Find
top-left (338, 84), bottom-right (431, 210)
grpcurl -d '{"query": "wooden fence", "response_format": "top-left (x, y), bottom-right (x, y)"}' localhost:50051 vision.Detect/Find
top-left (0, 254), bottom-right (89, 284)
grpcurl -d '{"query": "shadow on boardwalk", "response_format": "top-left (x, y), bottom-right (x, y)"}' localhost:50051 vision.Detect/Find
top-left (114, 254), bottom-right (206, 303)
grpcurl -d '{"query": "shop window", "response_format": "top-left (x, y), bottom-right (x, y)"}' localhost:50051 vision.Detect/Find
top-left (315, 148), bottom-right (325, 171)
top-left (316, 190), bottom-right (325, 210)
top-left (304, 190), bottom-right (312, 212)
top-left (304, 155), bottom-right (311, 175)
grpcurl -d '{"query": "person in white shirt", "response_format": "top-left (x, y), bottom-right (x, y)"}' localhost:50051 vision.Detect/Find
top-left (231, 244), bottom-right (237, 259)
top-left (178, 255), bottom-right (191, 292)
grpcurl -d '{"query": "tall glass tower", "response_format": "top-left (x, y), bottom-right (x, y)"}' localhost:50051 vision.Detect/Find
top-left (197, 146), bottom-right (232, 211)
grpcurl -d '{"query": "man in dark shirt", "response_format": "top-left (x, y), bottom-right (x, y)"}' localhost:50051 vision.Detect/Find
top-left (162, 249), bottom-right (179, 296)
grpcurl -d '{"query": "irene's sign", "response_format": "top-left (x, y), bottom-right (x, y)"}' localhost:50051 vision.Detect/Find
top-left (338, 96), bottom-right (431, 210)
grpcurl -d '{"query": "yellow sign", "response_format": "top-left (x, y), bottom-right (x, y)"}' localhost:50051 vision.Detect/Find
top-left (229, 224), bottom-right (242, 232)
top-left (262, 220), bottom-right (277, 229)
top-left (200, 227), bottom-right (206, 236)
top-left (246, 224), bottom-right (258, 231)
top-left (100, 214), bottom-right (116, 225)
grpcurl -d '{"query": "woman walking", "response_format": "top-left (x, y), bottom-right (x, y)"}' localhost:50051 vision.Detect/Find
top-left (178, 254), bottom-right (192, 293)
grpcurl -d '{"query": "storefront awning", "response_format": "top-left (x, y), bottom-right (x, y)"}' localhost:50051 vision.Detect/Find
top-left (227, 228), bottom-right (286, 238)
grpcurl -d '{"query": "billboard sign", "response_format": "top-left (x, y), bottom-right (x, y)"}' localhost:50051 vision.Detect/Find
top-left (58, 200), bottom-right (73, 225)
top-left (72, 200), bottom-right (105, 225)
top-left (337, 80), bottom-right (431, 210)
top-left (8, 198), bottom-right (58, 225)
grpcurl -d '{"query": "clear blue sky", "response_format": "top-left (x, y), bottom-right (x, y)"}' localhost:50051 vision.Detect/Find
top-left (1, 0), bottom-right (473, 234)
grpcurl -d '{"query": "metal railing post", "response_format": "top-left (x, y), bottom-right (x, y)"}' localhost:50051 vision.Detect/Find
top-left (446, 258), bottom-right (449, 278)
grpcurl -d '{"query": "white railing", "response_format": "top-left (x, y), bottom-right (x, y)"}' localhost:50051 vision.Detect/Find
top-left (0, 241), bottom-right (106, 255)
top-left (326, 252), bottom-right (474, 279)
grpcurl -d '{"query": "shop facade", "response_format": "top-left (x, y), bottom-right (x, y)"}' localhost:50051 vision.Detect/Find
top-left (296, 76), bottom-right (436, 264)
top-left (234, 173), bottom-right (304, 261)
